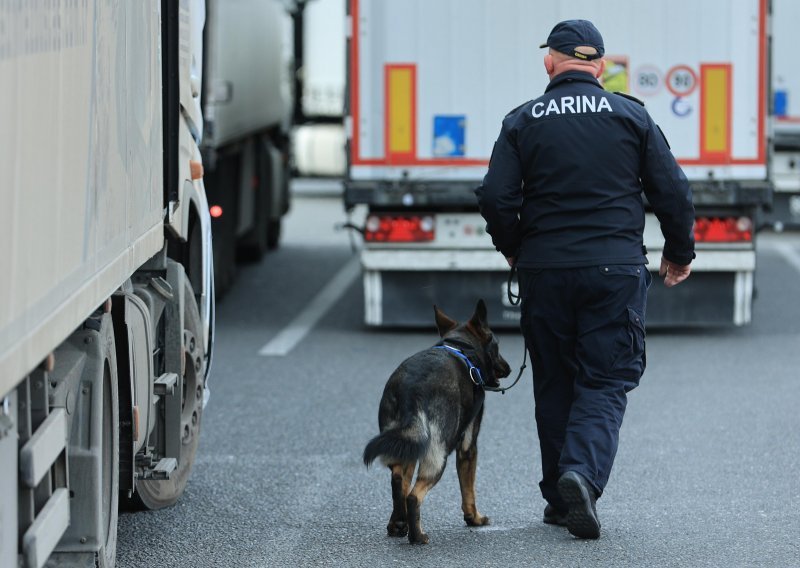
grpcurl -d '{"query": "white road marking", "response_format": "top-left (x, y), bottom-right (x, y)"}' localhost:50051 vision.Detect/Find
top-left (771, 242), bottom-right (800, 274)
top-left (258, 257), bottom-right (360, 356)
top-left (470, 525), bottom-right (526, 532)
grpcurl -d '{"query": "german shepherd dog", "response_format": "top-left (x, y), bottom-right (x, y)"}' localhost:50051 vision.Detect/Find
top-left (363, 300), bottom-right (512, 544)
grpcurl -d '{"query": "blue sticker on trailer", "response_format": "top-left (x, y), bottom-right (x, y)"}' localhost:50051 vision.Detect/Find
top-left (433, 115), bottom-right (466, 157)
top-left (775, 90), bottom-right (788, 117)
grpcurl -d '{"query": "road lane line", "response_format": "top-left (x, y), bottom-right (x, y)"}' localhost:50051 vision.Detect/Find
top-left (771, 242), bottom-right (800, 275)
top-left (258, 257), bottom-right (360, 356)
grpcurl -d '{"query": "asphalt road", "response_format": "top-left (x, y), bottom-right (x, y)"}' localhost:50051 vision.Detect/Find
top-left (117, 188), bottom-right (800, 567)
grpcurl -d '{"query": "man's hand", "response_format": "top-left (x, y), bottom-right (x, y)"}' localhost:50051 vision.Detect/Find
top-left (659, 257), bottom-right (691, 287)
top-left (506, 257), bottom-right (515, 267)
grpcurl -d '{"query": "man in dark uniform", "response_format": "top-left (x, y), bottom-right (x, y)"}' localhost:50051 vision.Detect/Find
top-left (475, 20), bottom-right (695, 539)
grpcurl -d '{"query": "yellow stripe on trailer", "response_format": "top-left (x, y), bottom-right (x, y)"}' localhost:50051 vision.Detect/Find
top-left (384, 65), bottom-right (416, 158)
top-left (701, 64), bottom-right (732, 158)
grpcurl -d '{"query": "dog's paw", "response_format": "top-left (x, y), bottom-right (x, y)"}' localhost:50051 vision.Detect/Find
top-left (387, 520), bottom-right (408, 537)
top-left (408, 531), bottom-right (429, 545)
top-left (464, 513), bottom-right (491, 527)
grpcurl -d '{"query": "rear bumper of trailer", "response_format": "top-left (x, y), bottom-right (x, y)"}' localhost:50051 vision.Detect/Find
top-left (360, 248), bottom-right (756, 327)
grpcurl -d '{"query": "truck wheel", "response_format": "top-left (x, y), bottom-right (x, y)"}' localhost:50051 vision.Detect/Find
top-left (210, 154), bottom-right (239, 299)
top-left (214, 247), bottom-right (236, 300)
top-left (133, 278), bottom-right (204, 509)
top-left (267, 218), bottom-right (281, 250)
top-left (238, 137), bottom-right (273, 261)
top-left (97, 357), bottom-right (120, 567)
top-left (53, 313), bottom-right (119, 567)
top-left (236, 182), bottom-right (269, 261)
top-left (267, 148), bottom-right (289, 251)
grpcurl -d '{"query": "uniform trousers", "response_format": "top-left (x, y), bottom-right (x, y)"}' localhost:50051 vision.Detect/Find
top-left (518, 264), bottom-right (651, 508)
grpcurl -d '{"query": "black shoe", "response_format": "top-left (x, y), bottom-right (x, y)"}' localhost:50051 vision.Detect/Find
top-left (557, 471), bottom-right (601, 539)
top-left (543, 504), bottom-right (568, 526)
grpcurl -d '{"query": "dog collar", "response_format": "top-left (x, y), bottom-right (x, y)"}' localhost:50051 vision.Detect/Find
top-left (432, 344), bottom-right (486, 387)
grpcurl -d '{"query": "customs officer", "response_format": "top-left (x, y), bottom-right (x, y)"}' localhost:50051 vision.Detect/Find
top-left (475, 19), bottom-right (695, 539)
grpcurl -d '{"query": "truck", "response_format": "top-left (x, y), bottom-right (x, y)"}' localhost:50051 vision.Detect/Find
top-left (766, 0), bottom-right (800, 229)
top-left (292, 0), bottom-right (347, 177)
top-left (1, 1), bottom-right (213, 566)
top-left (202, 0), bottom-right (294, 296)
top-left (345, 0), bottom-right (771, 327)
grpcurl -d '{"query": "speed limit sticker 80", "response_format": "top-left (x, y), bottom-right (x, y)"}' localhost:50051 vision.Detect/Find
top-left (633, 65), bottom-right (662, 96)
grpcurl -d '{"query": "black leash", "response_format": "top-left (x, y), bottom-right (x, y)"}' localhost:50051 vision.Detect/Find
top-left (437, 262), bottom-right (529, 395)
top-left (484, 260), bottom-right (527, 395)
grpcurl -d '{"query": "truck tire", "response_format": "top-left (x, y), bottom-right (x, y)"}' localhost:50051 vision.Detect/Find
top-left (97, 354), bottom-right (120, 568)
top-left (133, 277), bottom-right (205, 509)
top-left (87, 316), bottom-right (120, 568)
top-left (51, 313), bottom-right (119, 567)
top-left (209, 155), bottom-right (239, 298)
top-left (266, 218), bottom-right (281, 250)
top-left (238, 136), bottom-right (274, 261)
top-left (267, 140), bottom-right (289, 251)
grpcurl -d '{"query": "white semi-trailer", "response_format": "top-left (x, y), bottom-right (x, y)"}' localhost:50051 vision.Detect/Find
top-left (766, 0), bottom-right (800, 229)
top-left (345, 0), bottom-right (771, 327)
top-left (1, 2), bottom-right (213, 566)
top-left (292, 0), bottom-right (347, 177)
top-left (202, 0), bottom-right (294, 296)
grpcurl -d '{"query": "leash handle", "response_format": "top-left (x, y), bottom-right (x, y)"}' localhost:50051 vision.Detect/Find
top-left (507, 260), bottom-right (521, 307)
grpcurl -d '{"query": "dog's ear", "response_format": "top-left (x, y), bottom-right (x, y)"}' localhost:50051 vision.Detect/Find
top-left (468, 299), bottom-right (490, 335)
top-left (434, 305), bottom-right (458, 337)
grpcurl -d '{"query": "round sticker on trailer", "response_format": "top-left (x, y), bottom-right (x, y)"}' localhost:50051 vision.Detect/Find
top-left (665, 65), bottom-right (698, 97)
top-left (671, 96), bottom-right (692, 117)
top-left (633, 65), bottom-right (662, 96)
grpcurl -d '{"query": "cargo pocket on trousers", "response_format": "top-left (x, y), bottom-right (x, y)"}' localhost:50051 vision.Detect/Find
top-left (611, 306), bottom-right (646, 387)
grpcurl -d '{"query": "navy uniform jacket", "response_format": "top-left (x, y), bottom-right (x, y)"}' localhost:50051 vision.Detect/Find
top-left (475, 70), bottom-right (695, 269)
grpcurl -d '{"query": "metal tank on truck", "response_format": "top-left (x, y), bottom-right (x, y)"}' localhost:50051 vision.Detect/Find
top-left (0, 2), bottom-right (214, 566)
top-left (344, 0), bottom-right (772, 327)
top-left (201, 0), bottom-right (294, 296)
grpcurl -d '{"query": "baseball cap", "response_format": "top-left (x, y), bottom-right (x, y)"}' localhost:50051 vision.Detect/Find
top-left (539, 19), bottom-right (605, 61)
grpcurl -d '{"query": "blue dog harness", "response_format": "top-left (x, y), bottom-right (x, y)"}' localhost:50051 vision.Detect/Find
top-left (433, 337), bottom-right (527, 395)
top-left (432, 344), bottom-right (486, 387)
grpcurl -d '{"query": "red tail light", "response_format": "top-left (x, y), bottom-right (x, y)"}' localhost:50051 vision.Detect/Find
top-left (693, 216), bottom-right (752, 243)
top-left (209, 205), bottom-right (223, 218)
top-left (364, 214), bottom-right (435, 242)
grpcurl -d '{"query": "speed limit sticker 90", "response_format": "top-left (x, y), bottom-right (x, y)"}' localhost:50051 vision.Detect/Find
top-left (665, 65), bottom-right (698, 97)
top-left (633, 66), bottom-right (662, 96)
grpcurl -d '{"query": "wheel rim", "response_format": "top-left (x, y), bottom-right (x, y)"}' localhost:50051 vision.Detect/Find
top-left (181, 328), bottom-right (203, 447)
top-left (133, 278), bottom-right (204, 509)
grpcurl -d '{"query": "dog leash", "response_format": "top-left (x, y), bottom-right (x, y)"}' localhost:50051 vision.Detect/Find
top-left (483, 259), bottom-right (528, 395)
top-left (431, 261), bottom-right (529, 394)
top-left (445, 260), bottom-right (528, 394)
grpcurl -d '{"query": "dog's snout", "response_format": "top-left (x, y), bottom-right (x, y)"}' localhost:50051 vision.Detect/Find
top-left (494, 356), bottom-right (512, 378)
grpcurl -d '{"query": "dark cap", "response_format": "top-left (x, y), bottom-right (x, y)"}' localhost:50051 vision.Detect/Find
top-left (539, 19), bottom-right (605, 61)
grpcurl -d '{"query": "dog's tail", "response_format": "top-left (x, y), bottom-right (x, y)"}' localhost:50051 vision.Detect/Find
top-left (363, 415), bottom-right (430, 468)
